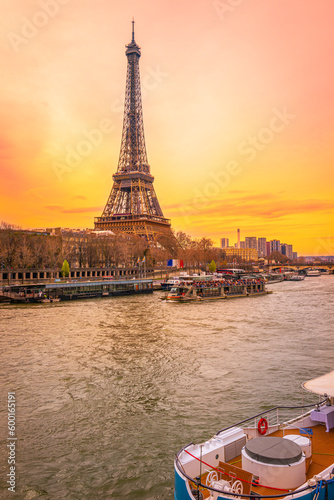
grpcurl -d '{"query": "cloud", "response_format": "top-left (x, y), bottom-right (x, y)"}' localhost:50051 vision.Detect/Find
top-left (228, 189), bottom-right (248, 194)
top-left (248, 200), bottom-right (334, 219)
top-left (71, 195), bottom-right (87, 200)
top-left (44, 205), bottom-right (63, 211)
top-left (61, 206), bottom-right (102, 214)
top-left (168, 194), bottom-right (334, 220)
top-left (44, 205), bottom-right (102, 214)
top-left (26, 189), bottom-right (46, 201)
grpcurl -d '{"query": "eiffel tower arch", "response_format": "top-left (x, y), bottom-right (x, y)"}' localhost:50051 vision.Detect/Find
top-left (95, 22), bottom-right (172, 240)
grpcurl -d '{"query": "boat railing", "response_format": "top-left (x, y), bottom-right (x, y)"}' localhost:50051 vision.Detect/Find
top-left (216, 398), bottom-right (327, 436)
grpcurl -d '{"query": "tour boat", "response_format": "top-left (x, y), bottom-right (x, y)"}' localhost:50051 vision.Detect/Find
top-left (161, 278), bottom-right (182, 291)
top-left (174, 371), bottom-right (334, 500)
top-left (305, 270), bottom-right (321, 277)
top-left (264, 274), bottom-right (284, 284)
top-left (164, 278), bottom-right (270, 302)
top-left (288, 274), bottom-right (305, 281)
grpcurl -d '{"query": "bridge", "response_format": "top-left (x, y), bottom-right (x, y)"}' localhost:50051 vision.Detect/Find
top-left (268, 265), bottom-right (333, 273)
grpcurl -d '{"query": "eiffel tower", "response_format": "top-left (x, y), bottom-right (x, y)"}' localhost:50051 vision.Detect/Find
top-left (94, 21), bottom-right (171, 239)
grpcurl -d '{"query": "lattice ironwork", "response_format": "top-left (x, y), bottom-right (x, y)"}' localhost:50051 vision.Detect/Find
top-left (95, 21), bottom-right (171, 238)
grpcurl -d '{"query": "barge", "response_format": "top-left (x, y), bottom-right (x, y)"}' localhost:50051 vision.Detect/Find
top-left (174, 370), bottom-right (334, 500)
top-left (0, 279), bottom-right (153, 303)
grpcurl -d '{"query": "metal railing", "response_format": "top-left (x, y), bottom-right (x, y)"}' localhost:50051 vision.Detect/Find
top-left (216, 400), bottom-right (326, 435)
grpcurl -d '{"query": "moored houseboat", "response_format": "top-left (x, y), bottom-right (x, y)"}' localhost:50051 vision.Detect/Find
top-left (0, 278), bottom-right (153, 303)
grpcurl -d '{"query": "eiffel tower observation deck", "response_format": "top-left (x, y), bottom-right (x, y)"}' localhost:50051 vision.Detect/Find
top-left (94, 21), bottom-right (171, 239)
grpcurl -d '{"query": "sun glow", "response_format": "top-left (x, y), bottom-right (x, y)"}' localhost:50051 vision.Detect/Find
top-left (1, 1), bottom-right (334, 255)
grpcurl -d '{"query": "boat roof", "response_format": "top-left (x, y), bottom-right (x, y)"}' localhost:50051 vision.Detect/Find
top-left (45, 279), bottom-right (153, 289)
top-left (4, 283), bottom-right (46, 289)
top-left (302, 370), bottom-right (334, 397)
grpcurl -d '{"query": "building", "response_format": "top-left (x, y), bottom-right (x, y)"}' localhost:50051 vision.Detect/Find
top-left (94, 22), bottom-right (172, 240)
top-left (281, 244), bottom-right (293, 260)
top-left (235, 241), bottom-right (246, 249)
top-left (270, 240), bottom-right (281, 253)
top-left (257, 237), bottom-right (267, 257)
top-left (224, 247), bottom-right (258, 261)
top-left (221, 238), bottom-right (229, 248)
top-left (266, 242), bottom-right (271, 256)
top-left (234, 241), bottom-right (246, 249)
top-left (237, 229), bottom-right (240, 249)
top-left (293, 252), bottom-right (298, 260)
top-left (245, 237), bottom-right (257, 250)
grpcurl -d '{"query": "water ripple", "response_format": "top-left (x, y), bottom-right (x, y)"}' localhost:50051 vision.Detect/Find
top-left (0, 276), bottom-right (333, 498)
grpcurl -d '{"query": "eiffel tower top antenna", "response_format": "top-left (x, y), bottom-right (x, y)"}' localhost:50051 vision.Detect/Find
top-left (132, 17), bottom-right (135, 43)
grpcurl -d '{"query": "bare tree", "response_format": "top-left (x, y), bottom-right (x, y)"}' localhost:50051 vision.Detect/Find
top-left (85, 234), bottom-right (100, 268)
top-left (0, 221), bottom-right (21, 230)
top-left (268, 251), bottom-right (289, 264)
top-left (0, 228), bottom-right (20, 268)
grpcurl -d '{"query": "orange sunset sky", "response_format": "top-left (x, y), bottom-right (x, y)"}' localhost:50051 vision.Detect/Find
top-left (1, 0), bottom-right (334, 255)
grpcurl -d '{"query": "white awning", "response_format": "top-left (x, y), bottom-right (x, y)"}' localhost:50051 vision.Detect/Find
top-left (302, 370), bottom-right (334, 398)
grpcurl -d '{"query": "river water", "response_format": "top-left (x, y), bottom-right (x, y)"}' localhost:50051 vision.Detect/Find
top-left (0, 275), bottom-right (333, 499)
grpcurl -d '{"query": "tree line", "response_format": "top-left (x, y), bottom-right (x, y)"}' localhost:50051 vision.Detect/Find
top-left (0, 222), bottom-right (231, 271)
top-left (1, 221), bottom-right (300, 272)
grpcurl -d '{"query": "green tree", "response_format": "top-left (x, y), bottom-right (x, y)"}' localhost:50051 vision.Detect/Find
top-left (61, 259), bottom-right (70, 278)
top-left (209, 260), bottom-right (216, 272)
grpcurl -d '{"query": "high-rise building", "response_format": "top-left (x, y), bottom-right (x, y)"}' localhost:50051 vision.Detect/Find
top-left (237, 228), bottom-right (240, 249)
top-left (281, 244), bottom-right (293, 260)
top-left (257, 237), bottom-right (267, 257)
top-left (221, 238), bottom-right (229, 248)
top-left (266, 242), bottom-right (271, 256)
top-left (94, 22), bottom-right (172, 239)
top-left (293, 252), bottom-right (298, 260)
top-left (245, 237), bottom-right (257, 250)
top-left (270, 240), bottom-right (281, 253)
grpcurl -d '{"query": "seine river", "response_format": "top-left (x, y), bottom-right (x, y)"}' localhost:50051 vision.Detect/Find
top-left (0, 275), bottom-right (333, 499)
